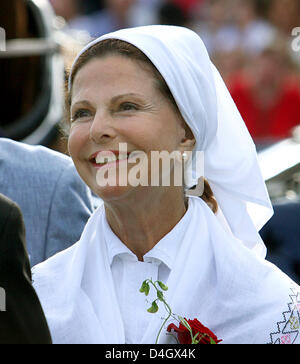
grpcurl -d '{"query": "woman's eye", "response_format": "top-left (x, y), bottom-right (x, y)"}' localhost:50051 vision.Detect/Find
top-left (119, 102), bottom-right (138, 111)
top-left (71, 109), bottom-right (92, 122)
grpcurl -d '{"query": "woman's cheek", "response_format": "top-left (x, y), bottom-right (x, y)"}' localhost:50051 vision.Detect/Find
top-left (68, 124), bottom-right (89, 161)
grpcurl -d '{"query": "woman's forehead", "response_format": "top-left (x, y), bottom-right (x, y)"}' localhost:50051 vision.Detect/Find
top-left (71, 56), bottom-right (159, 104)
top-left (74, 55), bottom-right (152, 83)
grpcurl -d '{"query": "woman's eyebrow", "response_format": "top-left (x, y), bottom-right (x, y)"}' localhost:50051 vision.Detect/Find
top-left (71, 93), bottom-right (146, 109)
top-left (111, 93), bottom-right (145, 103)
top-left (71, 100), bottom-right (92, 109)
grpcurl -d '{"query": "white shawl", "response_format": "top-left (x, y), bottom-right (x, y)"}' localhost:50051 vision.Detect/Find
top-left (32, 197), bottom-right (300, 344)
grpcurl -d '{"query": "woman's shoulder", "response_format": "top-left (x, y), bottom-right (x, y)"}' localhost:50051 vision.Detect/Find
top-left (32, 204), bottom-right (105, 286)
top-left (32, 242), bottom-right (79, 284)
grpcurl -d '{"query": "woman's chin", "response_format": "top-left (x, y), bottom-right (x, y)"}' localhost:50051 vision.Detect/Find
top-left (92, 183), bottom-right (134, 202)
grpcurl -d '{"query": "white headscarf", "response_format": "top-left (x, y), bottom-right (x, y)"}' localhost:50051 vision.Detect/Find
top-left (69, 25), bottom-right (272, 257)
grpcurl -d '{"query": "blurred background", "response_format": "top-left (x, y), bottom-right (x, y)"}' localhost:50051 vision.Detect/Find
top-left (0, 0), bottom-right (299, 282)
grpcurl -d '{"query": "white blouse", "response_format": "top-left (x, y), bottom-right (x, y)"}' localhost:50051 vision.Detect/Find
top-left (103, 204), bottom-right (193, 344)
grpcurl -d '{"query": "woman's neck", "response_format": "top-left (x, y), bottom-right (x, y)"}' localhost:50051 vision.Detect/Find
top-left (104, 187), bottom-right (187, 261)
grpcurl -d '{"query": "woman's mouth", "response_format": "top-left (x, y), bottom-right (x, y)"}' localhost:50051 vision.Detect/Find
top-left (89, 151), bottom-right (131, 169)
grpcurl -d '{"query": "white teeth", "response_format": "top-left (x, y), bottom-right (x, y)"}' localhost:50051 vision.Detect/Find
top-left (96, 154), bottom-right (117, 164)
top-left (95, 153), bottom-right (130, 164)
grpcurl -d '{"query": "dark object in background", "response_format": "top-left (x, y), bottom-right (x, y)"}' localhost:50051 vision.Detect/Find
top-left (158, 2), bottom-right (188, 27)
top-left (260, 199), bottom-right (300, 284)
top-left (80, 0), bottom-right (104, 15)
top-left (0, 0), bottom-right (64, 146)
top-left (0, 128), bottom-right (7, 137)
top-left (0, 194), bottom-right (52, 344)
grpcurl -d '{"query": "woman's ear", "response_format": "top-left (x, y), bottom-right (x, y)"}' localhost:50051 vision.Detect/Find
top-left (180, 122), bottom-right (196, 151)
top-left (180, 136), bottom-right (196, 151)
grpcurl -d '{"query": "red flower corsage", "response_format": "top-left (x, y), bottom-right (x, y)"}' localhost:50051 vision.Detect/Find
top-left (140, 279), bottom-right (222, 344)
top-left (167, 318), bottom-right (222, 344)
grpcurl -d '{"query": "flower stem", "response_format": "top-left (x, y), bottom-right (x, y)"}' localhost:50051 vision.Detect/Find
top-left (147, 280), bottom-right (174, 344)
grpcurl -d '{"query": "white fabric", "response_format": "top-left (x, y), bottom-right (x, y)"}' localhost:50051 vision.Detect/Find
top-left (68, 25), bottom-right (273, 258)
top-left (32, 197), bottom-right (300, 344)
top-left (105, 199), bottom-right (188, 343)
top-left (111, 258), bottom-right (161, 344)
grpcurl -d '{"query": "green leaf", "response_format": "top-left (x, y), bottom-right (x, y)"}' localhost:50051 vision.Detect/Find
top-left (157, 281), bottom-right (168, 291)
top-left (157, 290), bottom-right (164, 301)
top-left (191, 332), bottom-right (200, 344)
top-left (147, 301), bottom-right (159, 313)
top-left (210, 337), bottom-right (216, 344)
top-left (139, 280), bottom-right (150, 295)
top-left (144, 283), bottom-right (150, 296)
top-left (139, 280), bottom-right (146, 293)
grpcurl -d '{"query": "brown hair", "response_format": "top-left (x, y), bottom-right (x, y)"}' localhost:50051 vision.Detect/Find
top-left (66, 39), bottom-right (218, 213)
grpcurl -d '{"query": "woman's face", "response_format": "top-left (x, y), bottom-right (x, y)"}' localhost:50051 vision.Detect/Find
top-left (68, 55), bottom-right (192, 201)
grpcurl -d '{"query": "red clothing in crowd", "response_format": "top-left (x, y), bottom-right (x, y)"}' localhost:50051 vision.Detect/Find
top-left (229, 74), bottom-right (300, 140)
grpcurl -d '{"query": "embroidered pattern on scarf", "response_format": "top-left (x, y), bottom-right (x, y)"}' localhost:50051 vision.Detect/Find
top-left (268, 284), bottom-right (300, 344)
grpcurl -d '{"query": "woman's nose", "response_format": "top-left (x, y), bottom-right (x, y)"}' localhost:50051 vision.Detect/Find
top-left (89, 111), bottom-right (117, 143)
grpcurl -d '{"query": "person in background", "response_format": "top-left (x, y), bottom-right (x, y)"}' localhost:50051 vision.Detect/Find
top-left (228, 38), bottom-right (300, 147)
top-left (49, 0), bottom-right (83, 23)
top-left (0, 138), bottom-right (94, 267)
top-left (261, 200), bottom-right (300, 285)
top-left (0, 0), bottom-right (96, 266)
top-left (158, 2), bottom-right (189, 27)
top-left (66, 0), bottom-right (138, 38)
top-left (267, 0), bottom-right (300, 35)
top-left (229, 0), bottom-right (275, 55)
top-left (193, 0), bottom-right (274, 56)
top-left (191, 0), bottom-right (234, 56)
top-left (0, 194), bottom-right (52, 344)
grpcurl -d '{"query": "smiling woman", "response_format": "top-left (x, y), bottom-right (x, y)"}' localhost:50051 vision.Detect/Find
top-left (69, 55), bottom-right (194, 202)
top-left (32, 25), bottom-right (300, 344)
top-left (65, 38), bottom-right (217, 212)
